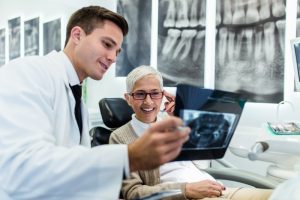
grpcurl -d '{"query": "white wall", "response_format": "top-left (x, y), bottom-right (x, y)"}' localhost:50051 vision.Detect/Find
top-left (1, 0), bottom-right (299, 126)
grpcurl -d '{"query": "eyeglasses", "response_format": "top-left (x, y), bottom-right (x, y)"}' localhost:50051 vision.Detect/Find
top-left (129, 91), bottom-right (164, 100)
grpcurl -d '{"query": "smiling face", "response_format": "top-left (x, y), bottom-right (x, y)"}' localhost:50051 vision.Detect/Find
top-left (65, 20), bottom-right (123, 82)
top-left (125, 75), bottom-right (163, 123)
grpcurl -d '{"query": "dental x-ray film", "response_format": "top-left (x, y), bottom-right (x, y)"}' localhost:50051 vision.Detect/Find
top-left (174, 84), bottom-right (247, 160)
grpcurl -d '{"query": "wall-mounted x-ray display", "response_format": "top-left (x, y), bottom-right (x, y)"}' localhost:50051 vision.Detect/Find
top-left (8, 17), bottom-right (21, 60)
top-left (24, 17), bottom-right (39, 56)
top-left (116, 0), bottom-right (151, 77)
top-left (43, 18), bottom-right (61, 55)
top-left (158, 0), bottom-right (206, 87)
top-left (0, 28), bottom-right (5, 67)
top-left (215, 0), bottom-right (285, 103)
top-left (297, 0), bottom-right (300, 36)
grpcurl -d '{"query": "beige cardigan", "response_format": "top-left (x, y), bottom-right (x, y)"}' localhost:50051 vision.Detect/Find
top-left (109, 122), bottom-right (187, 200)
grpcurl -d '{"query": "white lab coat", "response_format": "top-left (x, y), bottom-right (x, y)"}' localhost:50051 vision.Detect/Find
top-left (0, 51), bottom-right (127, 199)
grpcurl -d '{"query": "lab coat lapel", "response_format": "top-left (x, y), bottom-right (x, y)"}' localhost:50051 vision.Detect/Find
top-left (80, 103), bottom-right (91, 147)
top-left (65, 83), bottom-right (82, 143)
top-left (64, 80), bottom-right (89, 146)
top-left (49, 50), bottom-right (87, 145)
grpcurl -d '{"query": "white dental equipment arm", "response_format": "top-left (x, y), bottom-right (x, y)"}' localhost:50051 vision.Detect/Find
top-left (248, 141), bottom-right (269, 161)
top-left (246, 139), bottom-right (300, 181)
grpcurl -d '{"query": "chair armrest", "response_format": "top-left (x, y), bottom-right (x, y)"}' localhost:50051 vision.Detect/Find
top-left (90, 126), bottom-right (112, 146)
top-left (203, 168), bottom-right (279, 189)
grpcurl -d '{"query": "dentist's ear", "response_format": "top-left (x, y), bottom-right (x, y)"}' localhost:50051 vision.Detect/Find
top-left (64, 26), bottom-right (85, 48)
top-left (70, 26), bottom-right (84, 44)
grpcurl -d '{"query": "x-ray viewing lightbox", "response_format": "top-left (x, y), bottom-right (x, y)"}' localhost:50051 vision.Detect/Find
top-left (174, 84), bottom-right (247, 161)
top-left (290, 37), bottom-right (300, 92)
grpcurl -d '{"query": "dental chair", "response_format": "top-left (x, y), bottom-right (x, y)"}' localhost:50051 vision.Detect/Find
top-left (204, 160), bottom-right (278, 189)
top-left (91, 98), bottom-right (133, 146)
top-left (90, 97), bottom-right (279, 190)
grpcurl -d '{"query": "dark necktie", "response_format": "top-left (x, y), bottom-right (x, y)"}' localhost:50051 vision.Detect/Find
top-left (70, 84), bottom-right (82, 136)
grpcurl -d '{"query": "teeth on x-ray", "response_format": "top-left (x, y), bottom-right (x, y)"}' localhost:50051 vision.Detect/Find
top-left (218, 28), bottom-right (228, 65)
top-left (263, 22), bottom-right (275, 63)
top-left (163, 0), bottom-right (176, 27)
top-left (254, 30), bottom-right (263, 61)
top-left (159, 0), bottom-right (286, 102)
top-left (244, 28), bottom-right (254, 56)
top-left (227, 31), bottom-right (235, 60)
top-left (235, 30), bottom-right (245, 58)
top-left (192, 30), bottom-right (205, 62)
top-left (162, 0), bottom-right (206, 62)
top-left (232, 1), bottom-right (246, 24)
top-left (223, 0), bottom-right (233, 24)
top-left (173, 29), bottom-right (197, 60)
top-left (259, 0), bottom-right (271, 20)
top-left (160, 0), bottom-right (286, 102)
top-left (162, 29), bottom-right (181, 56)
top-left (245, 2), bottom-right (260, 24)
top-left (175, 0), bottom-right (189, 28)
top-left (198, 0), bottom-right (206, 26)
top-left (272, 0), bottom-right (285, 17)
top-left (275, 20), bottom-right (285, 54)
top-left (216, 0), bottom-right (286, 64)
top-left (189, 0), bottom-right (199, 27)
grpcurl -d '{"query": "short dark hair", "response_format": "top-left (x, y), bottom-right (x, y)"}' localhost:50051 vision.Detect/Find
top-left (64, 5), bottom-right (128, 47)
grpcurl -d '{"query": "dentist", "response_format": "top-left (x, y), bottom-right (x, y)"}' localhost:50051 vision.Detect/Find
top-left (0, 5), bottom-right (189, 199)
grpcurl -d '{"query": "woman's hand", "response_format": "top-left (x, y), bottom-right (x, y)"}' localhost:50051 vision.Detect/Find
top-left (185, 180), bottom-right (225, 199)
top-left (163, 90), bottom-right (175, 116)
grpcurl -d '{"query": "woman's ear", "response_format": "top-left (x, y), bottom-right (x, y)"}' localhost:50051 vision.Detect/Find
top-left (124, 93), bottom-right (131, 106)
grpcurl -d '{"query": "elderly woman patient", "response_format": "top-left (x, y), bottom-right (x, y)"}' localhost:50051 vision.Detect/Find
top-left (109, 65), bottom-right (272, 200)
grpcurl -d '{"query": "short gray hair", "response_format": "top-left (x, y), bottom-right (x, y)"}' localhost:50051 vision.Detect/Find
top-left (126, 65), bottom-right (163, 93)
